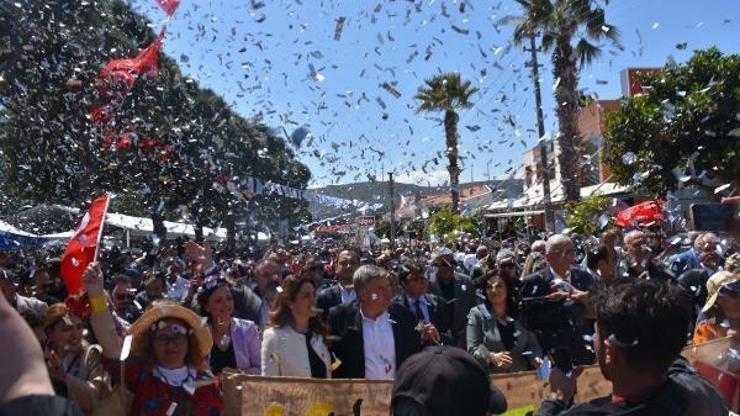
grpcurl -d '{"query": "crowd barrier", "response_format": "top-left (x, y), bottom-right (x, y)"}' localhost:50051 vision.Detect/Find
top-left (222, 338), bottom-right (738, 415)
top-left (222, 365), bottom-right (611, 416)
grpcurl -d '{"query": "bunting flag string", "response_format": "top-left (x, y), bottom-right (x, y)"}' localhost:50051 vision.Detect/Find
top-left (222, 176), bottom-right (382, 211)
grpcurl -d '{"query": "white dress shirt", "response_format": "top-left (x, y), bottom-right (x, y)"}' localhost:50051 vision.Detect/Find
top-left (361, 309), bottom-right (396, 380)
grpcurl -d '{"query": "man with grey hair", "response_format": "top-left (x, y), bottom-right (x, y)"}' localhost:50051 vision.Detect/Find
top-left (328, 265), bottom-right (421, 379)
top-left (667, 232), bottom-right (721, 277)
top-left (521, 234), bottom-right (595, 299)
top-left (520, 234), bottom-right (597, 365)
top-left (530, 240), bottom-right (547, 255)
top-left (622, 230), bottom-right (672, 281)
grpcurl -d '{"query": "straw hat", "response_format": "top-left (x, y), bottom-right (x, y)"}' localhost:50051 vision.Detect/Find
top-left (130, 300), bottom-right (212, 358)
top-left (701, 271), bottom-right (740, 314)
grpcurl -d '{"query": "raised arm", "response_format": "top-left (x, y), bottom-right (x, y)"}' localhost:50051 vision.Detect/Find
top-left (82, 263), bottom-right (122, 360)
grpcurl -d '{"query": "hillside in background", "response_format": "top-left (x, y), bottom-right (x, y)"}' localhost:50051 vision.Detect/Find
top-left (308, 178), bottom-right (524, 220)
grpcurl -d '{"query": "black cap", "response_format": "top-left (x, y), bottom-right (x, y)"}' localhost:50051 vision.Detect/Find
top-left (391, 346), bottom-right (507, 416)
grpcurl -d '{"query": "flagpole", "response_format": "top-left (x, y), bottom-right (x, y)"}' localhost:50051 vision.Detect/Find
top-left (93, 195), bottom-right (110, 263)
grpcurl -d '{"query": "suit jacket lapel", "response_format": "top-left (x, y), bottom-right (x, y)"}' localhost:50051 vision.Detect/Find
top-left (351, 306), bottom-right (365, 378)
top-left (388, 306), bottom-right (403, 367)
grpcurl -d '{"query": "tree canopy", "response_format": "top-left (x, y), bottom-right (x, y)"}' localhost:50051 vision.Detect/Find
top-left (604, 48), bottom-right (739, 196)
top-left (0, 0), bottom-right (311, 238)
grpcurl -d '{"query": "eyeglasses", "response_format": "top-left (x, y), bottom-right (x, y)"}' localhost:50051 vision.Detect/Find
top-left (153, 334), bottom-right (188, 347)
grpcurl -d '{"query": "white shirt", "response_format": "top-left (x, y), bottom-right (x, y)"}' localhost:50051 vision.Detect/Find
top-left (339, 285), bottom-right (357, 304)
top-left (550, 267), bottom-right (573, 292)
top-left (361, 309), bottom-right (396, 380)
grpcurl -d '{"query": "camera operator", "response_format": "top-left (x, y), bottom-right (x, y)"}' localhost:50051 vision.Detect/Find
top-left (520, 235), bottom-right (596, 367)
top-left (536, 279), bottom-right (727, 415)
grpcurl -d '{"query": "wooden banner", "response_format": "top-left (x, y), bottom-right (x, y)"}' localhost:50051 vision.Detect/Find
top-left (223, 366), bottom-right (610, 416)
top-left (222, 339), bottom-right (735, 415)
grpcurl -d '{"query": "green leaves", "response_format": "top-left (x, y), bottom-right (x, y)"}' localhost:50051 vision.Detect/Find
top-left (604, 48), bottom-right (740, 196)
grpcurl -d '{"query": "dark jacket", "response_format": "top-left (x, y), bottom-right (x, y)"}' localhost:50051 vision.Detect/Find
top-left (626, 260), bottom-right (674, 282)
top-left (520, 267), bottom-right (596, 299)
top-left (231, 284), bottom-right (264, 326)
top-left (429, 272), bottom-right (478, 349)
top-left (317, 284), bottom-right (345, 320)
top-left (466, 303), bottom-right (542, 373)
top-left (535, 357), bottom-right (728, 416)
top-left (520, 267), bottom-right (596, 365)
top-left (393, 292), bottom-right (452, 345)
top-left (327, 301), bottom-right (421, 379)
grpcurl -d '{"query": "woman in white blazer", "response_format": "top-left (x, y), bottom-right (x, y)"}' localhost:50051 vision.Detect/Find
top-left (261, 275), bottom-right (331, 378)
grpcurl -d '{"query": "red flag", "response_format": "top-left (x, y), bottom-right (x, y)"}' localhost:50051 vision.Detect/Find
top-left (155, 0), bottom-right (180, 17)
top-left (615, 200), bottom-right (665, 228)
top-left (91, 31), bottom-right (166, 151)
top-left (61, 195), bottom-right (110, 297)
top-left (134, 29), bottom-right (165, 76)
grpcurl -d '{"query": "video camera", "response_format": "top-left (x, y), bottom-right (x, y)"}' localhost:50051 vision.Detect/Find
top-left (519, 296), bottom-right (584, 373)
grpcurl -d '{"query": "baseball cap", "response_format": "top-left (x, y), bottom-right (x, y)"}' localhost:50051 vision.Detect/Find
top-left (391, 346), bottom-right (507, 416)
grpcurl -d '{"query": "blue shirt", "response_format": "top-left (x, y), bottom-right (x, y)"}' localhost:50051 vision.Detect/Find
top-left (404, 292), bottom-right (431, 324)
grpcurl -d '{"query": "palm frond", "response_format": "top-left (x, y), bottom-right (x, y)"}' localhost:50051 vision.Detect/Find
top-left (416, 73), bottom-right (477, 113)
top-left (575, 38), bottom-right (602, 68)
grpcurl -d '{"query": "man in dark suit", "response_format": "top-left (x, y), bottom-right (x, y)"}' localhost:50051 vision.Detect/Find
top-left (622, 230), bottom-right (673, 281)
top-left (520, 234), bottom-right (596, 365)
top-left (428, 248), bottom-right (477, 349)
top-left (393, 257), bottom-right (451, 346)
top-left (317, 249), bottom-right (359, 319)
top-left (236, 258), bottom-right (283, 327)
top-left (328, 265), bottom-right (421, 379)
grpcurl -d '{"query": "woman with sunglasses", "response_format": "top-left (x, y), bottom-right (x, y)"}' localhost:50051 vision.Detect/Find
top-left (44, 303), bottom-right (106, 414)
top-left (83, 263), bottom-right (222, 415)
top-left (261, 275), bottom-right (331, 377)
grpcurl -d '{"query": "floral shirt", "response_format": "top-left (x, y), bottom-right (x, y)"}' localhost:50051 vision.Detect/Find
top-left (102, 357), bottom-right (222, 416)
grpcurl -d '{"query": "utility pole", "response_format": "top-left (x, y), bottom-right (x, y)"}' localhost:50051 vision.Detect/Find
top-left (388, 172), bottom-right (395, 249)
top-left (525, 33), bottom-right (555, 233)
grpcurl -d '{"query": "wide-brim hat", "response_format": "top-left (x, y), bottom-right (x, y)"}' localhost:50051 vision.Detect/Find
top-left (701, 271), bottom-right (740, 313)
top-left (130, 301), bottom-right (212, 358)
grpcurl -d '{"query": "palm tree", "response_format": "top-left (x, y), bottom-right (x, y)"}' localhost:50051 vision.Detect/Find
top-left (510, 0), bottom-right (620, 202)
top-left (415, 73), bottom-right (478, 213)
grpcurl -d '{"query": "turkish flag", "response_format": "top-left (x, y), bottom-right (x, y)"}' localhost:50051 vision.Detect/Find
top-left (615, 200), bottom-right (665, 228)
top-left (134, 29), bottom-right (165, 76)
top-left (155, 0), bottom-right (180, 17)
top-left (61, 195), bottom-right (110, 297)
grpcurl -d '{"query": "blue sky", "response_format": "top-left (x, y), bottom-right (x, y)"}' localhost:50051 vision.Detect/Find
top-left (129, 0), bottom-right (740, 188)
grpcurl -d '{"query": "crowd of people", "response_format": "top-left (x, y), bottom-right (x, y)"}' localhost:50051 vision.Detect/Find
top-left (0, 225), bottom-right (737, 415)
